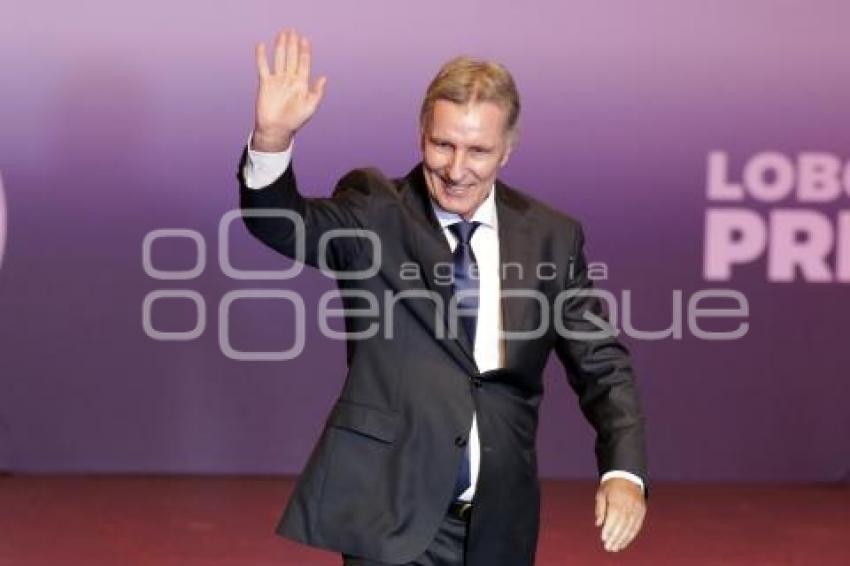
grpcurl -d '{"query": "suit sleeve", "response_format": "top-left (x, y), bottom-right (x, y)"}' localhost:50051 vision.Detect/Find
top-left (237, 147), bottom-right (375, 272)
top-left (553, 222), bottom-right (648, 487)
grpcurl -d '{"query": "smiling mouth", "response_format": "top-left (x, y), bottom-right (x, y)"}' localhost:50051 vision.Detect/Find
top-left (443, 181), bottom-right (471, 195)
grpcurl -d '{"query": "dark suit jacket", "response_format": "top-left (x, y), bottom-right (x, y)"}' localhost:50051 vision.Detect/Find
top-left (238, 157), bottom-right (647, 566)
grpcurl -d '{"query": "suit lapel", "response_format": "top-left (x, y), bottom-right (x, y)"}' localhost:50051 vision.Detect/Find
top-left (398, 165), bottom-right (479, 374)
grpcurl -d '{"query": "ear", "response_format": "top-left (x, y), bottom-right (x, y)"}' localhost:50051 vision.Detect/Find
top-left (499, 135), bottom-right (515, 167)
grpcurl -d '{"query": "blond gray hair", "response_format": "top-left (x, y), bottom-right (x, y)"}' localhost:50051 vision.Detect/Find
top-left (420, 57), bottom-right (520, 134)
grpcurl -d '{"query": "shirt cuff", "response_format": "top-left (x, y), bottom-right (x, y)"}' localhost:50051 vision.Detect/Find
top-left (242, 131), bottom-right (293, 189)
top-left (600, 470), bottom-right (645, 492)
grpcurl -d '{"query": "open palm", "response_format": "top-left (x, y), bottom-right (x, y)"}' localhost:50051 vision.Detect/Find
top-left (253, 29), bottom-right (327, 152)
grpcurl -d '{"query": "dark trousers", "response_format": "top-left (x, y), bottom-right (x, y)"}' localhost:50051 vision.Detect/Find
top-left (342, 512), bottom-right (468, 566)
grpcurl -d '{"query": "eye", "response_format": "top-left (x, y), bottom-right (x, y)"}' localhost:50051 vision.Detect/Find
top-left (429, 138), bottom-right (453, 150)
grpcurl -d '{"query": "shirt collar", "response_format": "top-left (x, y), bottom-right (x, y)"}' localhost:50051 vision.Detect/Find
top-left (430, 183), bottom-right (498, 230)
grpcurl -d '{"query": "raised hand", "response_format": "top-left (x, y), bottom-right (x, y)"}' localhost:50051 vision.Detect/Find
top-left (252, 29), bottom-right (327, 152)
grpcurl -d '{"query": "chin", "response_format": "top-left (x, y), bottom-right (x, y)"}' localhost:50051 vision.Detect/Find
top-left (436, 194), bottom-right (474, 217)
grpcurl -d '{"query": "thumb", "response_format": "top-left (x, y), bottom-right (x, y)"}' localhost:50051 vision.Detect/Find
top-left (310, 75), bottom-right (328, 104)
top-left (595, 490), bottom-right (607, 527)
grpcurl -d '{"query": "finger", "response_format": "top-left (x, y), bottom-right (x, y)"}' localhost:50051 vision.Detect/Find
top-left (297, 36), bottom-right (311, 81)
top-left (625, 507), bottom-right (646, 550)
top-left (594, 491), bottom-right (606, 527)
top-left (309, 75), bottom-right (327, 104)
top-left (602, 507), bottom-right (625, 549)
top-left (256, 43), bottom-right (270, 79)
top-left (621, 505), bottom-right (646, 549)
top-left (274, 30), bottom-right (287, 75)
top-left (285, 29), bottom-right (299, 74)
top-left (612, 503), bottom-right (645, 551)
top-left (609, 510), bottom-right (636, 551)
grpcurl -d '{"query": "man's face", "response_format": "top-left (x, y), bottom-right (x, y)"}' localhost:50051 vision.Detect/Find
top-left (420, 100), bottom-right (514, 220)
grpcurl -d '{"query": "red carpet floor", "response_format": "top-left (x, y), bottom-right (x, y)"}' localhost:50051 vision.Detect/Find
top-left (0, 475), bottom-right (847, 565)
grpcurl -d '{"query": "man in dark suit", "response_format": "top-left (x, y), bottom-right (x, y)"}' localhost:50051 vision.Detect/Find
top-left (240, 29), bottom-right (647, 565)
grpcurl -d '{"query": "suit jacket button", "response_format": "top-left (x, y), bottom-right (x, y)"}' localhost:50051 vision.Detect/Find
top-left (455, 435), bottom-right (467, 447)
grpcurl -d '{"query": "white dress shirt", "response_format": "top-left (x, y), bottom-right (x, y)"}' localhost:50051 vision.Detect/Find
top-left (430, 186), bottom-right (499, 502)
top-left (242, 135), bottom-right (644, 495)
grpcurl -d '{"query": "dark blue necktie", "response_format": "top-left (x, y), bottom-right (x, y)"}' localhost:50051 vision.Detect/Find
top-left (449, 220), bottom-right (480, 499)
top-left (449, 221), bottom-right (481, 348)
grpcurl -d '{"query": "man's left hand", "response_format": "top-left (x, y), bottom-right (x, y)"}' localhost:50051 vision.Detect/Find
top-left (594, 477), bottom-right (646, 552)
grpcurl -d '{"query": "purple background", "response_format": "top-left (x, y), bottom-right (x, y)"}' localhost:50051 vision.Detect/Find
top-left (1, 0), bottom-right (848, 481)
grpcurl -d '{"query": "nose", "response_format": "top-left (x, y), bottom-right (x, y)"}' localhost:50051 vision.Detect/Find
top-left (448, 150), bottom-right (465, 183)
